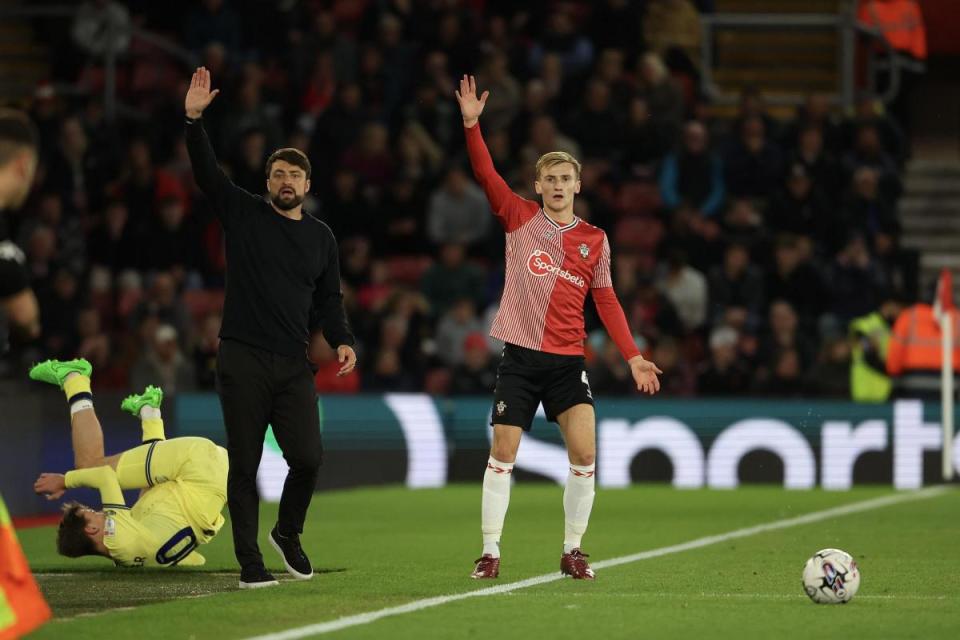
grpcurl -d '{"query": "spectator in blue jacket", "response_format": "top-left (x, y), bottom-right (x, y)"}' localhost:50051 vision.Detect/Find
top-left (659, 121), bottom-right (725, 217)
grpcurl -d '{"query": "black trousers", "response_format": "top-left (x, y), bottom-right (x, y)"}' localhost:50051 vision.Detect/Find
top-left (215, 338), bottom-right (323, 569)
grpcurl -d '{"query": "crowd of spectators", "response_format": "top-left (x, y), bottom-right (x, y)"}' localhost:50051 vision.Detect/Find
top-left (0, 0), bottom-right (918, 400)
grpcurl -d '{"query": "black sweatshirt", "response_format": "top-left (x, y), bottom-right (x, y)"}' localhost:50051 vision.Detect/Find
top-left (185, 118), bottom-right (354, 357)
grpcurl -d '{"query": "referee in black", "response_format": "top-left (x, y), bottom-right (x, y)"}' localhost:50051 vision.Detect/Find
top-left (184, 67), bottom-right (357, 589)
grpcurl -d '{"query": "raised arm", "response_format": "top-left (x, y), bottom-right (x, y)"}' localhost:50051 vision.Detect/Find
top-left (62, 466), bottom-right (126, 510)
top-left (456, 75), bottom-right (539, 231)
top-left (184, 66), bottom-right (252, 223)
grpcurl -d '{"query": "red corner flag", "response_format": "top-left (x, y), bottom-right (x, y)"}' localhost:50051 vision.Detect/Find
top-left (933, 268), bottom-right (955, 323)
top-left (0, 496), bottom-right (51, 639)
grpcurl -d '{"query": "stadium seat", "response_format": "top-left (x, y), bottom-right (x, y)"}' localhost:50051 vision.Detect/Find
top-left (423, 368), bottom-right (451, 395)
top-left (614, 217), bottom-right (664, 253)
top-left (182, 289), bottom-right (226, 321)
top-left (615, 181), bottom-right (661, 218)
top-left (384, 255), bottom-right (433, 286)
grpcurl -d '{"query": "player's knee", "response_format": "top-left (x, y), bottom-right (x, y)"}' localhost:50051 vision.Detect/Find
top-left (286, 448), bottom-right (322, 472)
top-left (490, 444), bottom-right (518, 464)
top-left (569, 450), bottom-right (595, 467)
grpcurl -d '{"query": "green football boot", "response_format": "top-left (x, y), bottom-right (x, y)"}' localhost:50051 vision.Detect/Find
top-left (28, 358), bottom-right (93, 388)
top-left (121, 385), bottom-right (164, 417)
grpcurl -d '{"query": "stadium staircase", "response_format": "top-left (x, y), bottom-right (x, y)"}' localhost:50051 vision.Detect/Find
top-left (707, 0), bottom-right (846, 119)
top-left (901, 160), bottom-right (960, 300)
top-left (0, 0), bottom-right (50, 104)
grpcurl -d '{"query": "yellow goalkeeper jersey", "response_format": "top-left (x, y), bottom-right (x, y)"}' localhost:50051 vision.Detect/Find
top-left (65, 437), bottom-right (228, 568)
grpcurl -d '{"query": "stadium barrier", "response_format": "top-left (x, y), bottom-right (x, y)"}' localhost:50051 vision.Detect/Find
top-left (3, 393), bottom-right (957, 517)
top-left (176, 394), bottom-right (959, 497)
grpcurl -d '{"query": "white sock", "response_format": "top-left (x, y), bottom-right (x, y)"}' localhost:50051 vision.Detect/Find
top-left (140, 406), bottom-right (161, 420)
top-left (563, 462), bottom-right (596, 553)
top-left (481, 456), bottom-right (514, 558)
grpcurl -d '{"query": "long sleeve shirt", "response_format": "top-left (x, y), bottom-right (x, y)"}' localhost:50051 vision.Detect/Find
top-left (464, 123), bottom-right (639, 361)
top-left (185, 118), bottom-right (354, 356)
top-left (65, 466), bottom-right (208, 568)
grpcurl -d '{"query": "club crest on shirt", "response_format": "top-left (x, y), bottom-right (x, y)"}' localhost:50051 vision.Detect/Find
top-left (105, 516), bottom-right (116, 537)
top-left (496, 401), bottom-right (507, 416)
top-left (579, 243), bottom-right (589, 259)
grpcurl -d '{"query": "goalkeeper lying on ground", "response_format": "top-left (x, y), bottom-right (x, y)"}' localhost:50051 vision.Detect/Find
top-left (30, 358), bottom-right (228, 568)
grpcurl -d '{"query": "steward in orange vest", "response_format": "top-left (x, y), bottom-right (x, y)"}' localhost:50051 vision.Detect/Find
top-left (858, 0), bottom-right (928, 61)
top-left (886, 303), bottom-right (960, 398)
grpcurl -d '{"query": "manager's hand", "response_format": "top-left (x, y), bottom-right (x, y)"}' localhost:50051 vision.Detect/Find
top-left (185, 66), bottom-right (220, 119)
top-left (337, 345), bottom-right (357, 377)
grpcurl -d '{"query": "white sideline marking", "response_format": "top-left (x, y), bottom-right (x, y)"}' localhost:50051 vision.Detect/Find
top-left (245, 486), bottom-right (950, 640)
top-left (521, 592), bottom-right (952, 601)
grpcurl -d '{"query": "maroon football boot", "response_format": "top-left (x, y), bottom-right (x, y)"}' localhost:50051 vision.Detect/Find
top-left (471, 554), bottom-right (500, 579)
top-left (560, 548), bottom-right (595, 580)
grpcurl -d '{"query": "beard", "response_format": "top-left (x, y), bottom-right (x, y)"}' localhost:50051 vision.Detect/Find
top-left (270, 190), bottom-right (305, 211)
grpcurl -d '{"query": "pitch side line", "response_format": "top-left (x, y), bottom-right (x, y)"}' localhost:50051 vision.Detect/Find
top-left (246, 486), bottom-right (950, 640)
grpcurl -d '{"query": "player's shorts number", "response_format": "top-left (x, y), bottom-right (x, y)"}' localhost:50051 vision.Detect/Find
top-left (156, 526), bottom-right (198, 565)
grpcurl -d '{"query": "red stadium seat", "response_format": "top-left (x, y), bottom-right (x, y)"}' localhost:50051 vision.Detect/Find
top-left (385, 255), bottom-right (433, 286)
top-left (182, 289), bottom-right (226, 321)
top-left (423, 368), bottom-right (451, 395)
top-left (614, 217), bottom-right (664, 253)
top-left (615, 181), bottom-right (661, 218)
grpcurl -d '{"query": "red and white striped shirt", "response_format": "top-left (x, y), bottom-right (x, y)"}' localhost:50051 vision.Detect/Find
top-left (465, 124), bottom-right (640, 360)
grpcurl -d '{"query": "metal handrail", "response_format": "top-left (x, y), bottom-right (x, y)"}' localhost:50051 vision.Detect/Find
top-left (699, 10), bottom-right (920, 110)
top-left (855, 22), bottom-right (925, 103)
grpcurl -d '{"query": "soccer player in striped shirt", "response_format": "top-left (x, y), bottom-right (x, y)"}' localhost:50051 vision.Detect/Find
top-left (30, 359), bottom-right (228, 570)
top-left (456, 75), bottom-right (663, 580)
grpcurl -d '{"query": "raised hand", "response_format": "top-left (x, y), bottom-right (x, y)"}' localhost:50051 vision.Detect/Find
top-left (34, 472), bottom-right (66, 500)
top-left (628, 355), bottom-right (663, 395)
top-left (185, 66), bottom-right (220, 119)
top-left (454, 74), bottom-right (489, 128)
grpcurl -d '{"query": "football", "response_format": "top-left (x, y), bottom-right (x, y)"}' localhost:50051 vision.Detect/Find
top-left (802, 548), bottom-right (861, 604)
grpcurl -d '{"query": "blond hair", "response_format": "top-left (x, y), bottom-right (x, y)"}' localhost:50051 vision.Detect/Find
top-left (535, 151), bottom-right (581, 180)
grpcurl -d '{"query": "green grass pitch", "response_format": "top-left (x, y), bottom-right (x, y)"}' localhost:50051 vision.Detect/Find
top-left (18, 485), bottom-right (960, 639)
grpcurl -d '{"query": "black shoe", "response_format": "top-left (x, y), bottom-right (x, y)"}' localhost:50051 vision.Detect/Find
top-left (239, 564), bottom-right (279, 589)
top-left (269, 525), bottom-right (314, 579)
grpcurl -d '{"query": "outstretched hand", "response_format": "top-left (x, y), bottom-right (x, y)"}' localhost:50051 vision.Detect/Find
top-left (34, 473), bottom-right (66, 501)
top-left (628, 355), bottom-right (663, 395)
top-left (454, 74), bottom-right (488, 128)
top-left (185, 66), bottom-right (220, 119)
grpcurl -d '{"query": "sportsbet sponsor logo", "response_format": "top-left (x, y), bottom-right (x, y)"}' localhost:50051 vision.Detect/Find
top-left (526, 250), bottom-right (585, 288)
